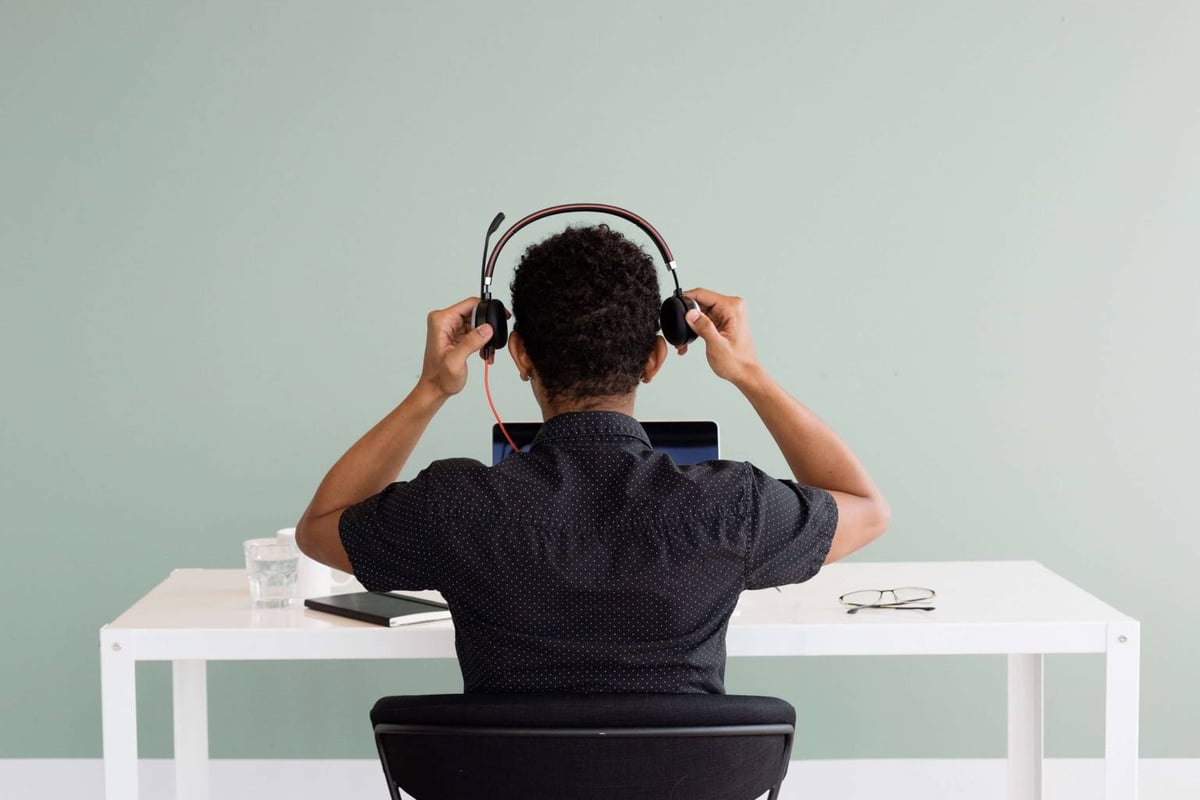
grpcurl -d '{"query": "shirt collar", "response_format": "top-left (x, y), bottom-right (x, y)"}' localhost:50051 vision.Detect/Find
top-left (531, 411), bottom-right (652, 449)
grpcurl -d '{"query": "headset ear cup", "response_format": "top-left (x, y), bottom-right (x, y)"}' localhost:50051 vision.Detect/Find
top-left (474, 299), bottom-right (509, 350)
top-left (660, 296), bottom-right (698, 347)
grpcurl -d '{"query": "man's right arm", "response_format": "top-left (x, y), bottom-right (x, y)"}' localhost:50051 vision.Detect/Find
top-left (681, 288), bottom-right (890, 562)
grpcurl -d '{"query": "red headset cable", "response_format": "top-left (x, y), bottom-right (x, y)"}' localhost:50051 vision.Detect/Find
top-left (484, 359), bottom-right (521, 456)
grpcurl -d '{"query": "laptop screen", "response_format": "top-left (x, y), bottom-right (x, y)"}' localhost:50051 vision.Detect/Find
top-left (492, 421), bottom-right (719, 466)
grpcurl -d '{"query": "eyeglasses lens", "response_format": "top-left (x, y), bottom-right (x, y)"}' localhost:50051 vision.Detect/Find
top-left (841, 591), bottom-right (884, 607)
top-left (891, 587), bottom-right (934, 604)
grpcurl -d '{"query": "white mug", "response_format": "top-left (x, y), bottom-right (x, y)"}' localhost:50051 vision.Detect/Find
top-left (275, 528), bottom-right (362, 598)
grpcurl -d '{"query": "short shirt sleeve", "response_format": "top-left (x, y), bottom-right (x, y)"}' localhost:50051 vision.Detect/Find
top-left (338, 463), bottom-right (465, 592)
top-left (744, 466), bottom-right (839, 590)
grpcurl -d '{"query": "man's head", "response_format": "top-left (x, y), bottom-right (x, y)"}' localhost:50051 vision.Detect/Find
top-left (509, 225), bottom-right (665, 407)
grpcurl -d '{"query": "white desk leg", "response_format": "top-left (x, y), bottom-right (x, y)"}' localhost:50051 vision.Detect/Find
top-left (172, 660), bottom-right (209, 800)
top-left (101, 629), bottom-right (138, 800)
top-left (1105, 622), bottom-right (1140, 800)
top-left (1007, 653), bottom-right (1043, 800)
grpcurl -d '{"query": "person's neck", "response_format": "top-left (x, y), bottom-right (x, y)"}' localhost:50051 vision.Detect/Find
top-left (540, 393), bottom-right (636, 421)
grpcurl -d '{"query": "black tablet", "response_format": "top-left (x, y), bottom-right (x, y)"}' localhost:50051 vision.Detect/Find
top-left (304, 592), bottom-right (451, 627)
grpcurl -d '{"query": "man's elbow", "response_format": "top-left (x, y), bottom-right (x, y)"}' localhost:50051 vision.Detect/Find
top-left (294, 510), bottom-right (356, 574)
top-left (869, 495), bottom-right (891, 542)
top-left (294, 515), bottom-right (317, 560)
top-left (852, 496), bottom-right (891, 553)
top-left (825, 493), bottom-right (891, 563)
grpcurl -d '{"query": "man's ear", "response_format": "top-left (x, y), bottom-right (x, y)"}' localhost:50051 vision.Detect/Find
top-left (508, 330), bottom-right (535, 382)
top-left (641, 336), bottom-right (669, 384)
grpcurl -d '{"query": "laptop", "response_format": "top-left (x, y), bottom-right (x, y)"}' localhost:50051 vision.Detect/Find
top-left (492, 420), bottom-right (719, 465)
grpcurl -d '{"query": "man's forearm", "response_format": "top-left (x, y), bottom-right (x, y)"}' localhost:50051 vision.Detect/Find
top-left (294, 298), bottom-right (492, 570)
top-left (301, 379), bottom-right (448, 523)
top-left (734, 365), bottom-right (882, 501)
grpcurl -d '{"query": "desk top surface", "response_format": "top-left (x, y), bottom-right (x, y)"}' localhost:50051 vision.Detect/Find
top-left (106, 560), bottom-right (1133, 634)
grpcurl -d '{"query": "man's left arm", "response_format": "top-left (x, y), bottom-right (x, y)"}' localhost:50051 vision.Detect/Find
top-left (294, 297), bottom-right (493, 571)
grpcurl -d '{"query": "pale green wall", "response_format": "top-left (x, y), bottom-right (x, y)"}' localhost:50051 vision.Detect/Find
top-left (2, 0), bottom-right (1197, 759)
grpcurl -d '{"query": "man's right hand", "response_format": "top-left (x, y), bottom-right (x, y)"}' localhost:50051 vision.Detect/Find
top-left (419, 297), bottom-right (494, 398)
top-left (680, 287), bottom-right (762, 386)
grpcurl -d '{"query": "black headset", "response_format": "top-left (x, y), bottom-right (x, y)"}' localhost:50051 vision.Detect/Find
top-left (474, 203), bottom-right (699, 361)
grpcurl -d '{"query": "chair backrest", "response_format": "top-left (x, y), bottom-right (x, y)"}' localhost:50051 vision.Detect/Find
top-left (371, 693), bottom-right (795, 800)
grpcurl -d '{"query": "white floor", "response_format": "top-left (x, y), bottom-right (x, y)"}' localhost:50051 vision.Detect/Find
top-left (4, 758), bottom-right (1197, 799)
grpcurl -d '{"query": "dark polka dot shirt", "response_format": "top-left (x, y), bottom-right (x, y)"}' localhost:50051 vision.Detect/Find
top-left (339, 411), bottom-right (837, 694)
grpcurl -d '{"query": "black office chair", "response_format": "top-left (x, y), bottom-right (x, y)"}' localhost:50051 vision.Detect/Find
top-left (371, 693), bottom-right (795, 800)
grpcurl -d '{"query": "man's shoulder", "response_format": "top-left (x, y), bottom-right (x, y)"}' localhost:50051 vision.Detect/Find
top-left (414, 457), bottom-right (491, 487)
top-left (630, 456), bottom-right (761, 516)
top-left (670, 457), bottom-right (761, 485)
top-left (422, 456), bottom-right (489, 472)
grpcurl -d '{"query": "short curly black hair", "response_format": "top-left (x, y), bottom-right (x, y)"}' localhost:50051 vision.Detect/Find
top-left (510, 225), bottom-right (661, 404)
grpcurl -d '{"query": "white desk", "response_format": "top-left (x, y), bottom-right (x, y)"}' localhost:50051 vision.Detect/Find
top-left (100, 560), bottom-right (1139, 800)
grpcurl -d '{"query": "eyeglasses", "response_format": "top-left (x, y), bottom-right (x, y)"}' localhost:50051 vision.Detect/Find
top-left (838, 587), bottom-right (936, 615)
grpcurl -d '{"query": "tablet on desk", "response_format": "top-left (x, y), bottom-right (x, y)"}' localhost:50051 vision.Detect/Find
top-left (304, 592), bottom-right (451, 627)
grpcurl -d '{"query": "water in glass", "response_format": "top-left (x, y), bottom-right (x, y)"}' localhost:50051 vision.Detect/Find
top-left (244, 538), bottom-right (299, 608)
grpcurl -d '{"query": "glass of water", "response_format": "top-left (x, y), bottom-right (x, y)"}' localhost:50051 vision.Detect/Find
top-left (243, 537), bottom-right (299, 608)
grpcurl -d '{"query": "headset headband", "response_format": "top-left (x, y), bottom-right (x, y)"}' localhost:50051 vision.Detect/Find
top-left (480, 203), bottom-right (681, 299)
